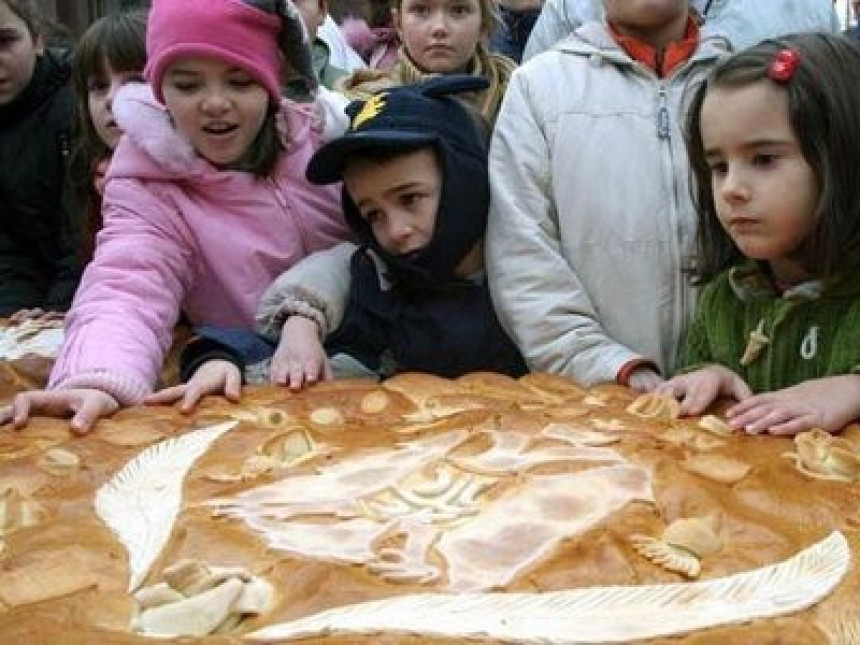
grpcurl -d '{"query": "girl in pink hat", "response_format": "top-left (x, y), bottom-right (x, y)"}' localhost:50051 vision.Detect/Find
top-left (1, 0), bottom-right (351, 434)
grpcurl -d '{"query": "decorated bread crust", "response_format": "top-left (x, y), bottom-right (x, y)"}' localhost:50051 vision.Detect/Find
top-left (0, 372), bottom-right (859, 643)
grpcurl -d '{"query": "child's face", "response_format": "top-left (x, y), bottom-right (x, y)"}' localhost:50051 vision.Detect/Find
top-left (602, 0), bottom-right (688, 44)
top-left (0, 1), bottom-right (42, 106)
top-left (344, 147), bottom-right (441, 256)
top-left (88, 60), bottom-right (144, 150)
top-left (700, 80), bottom-right (819, 284)
top-left (394, 0), bottom-right (484, 74)
top-left (161, 56), bottom-right (269, 168)
top-left (294, 0), bottom-right (326, 43)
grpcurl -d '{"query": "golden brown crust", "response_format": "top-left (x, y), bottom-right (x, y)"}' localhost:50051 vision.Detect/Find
top-left (0, 374), bottom-right (858, 642)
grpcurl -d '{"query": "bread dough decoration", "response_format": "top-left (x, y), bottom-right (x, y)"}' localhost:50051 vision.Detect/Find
top-left (0, 438), bottom-right (58, 461)
top-left (819, 609), bottom-right (860, 644)
top-left (0, 485), bottom-right (47, 554)
top-left (247, 531), bottom-right (849, 644)
top-left (626, 393), bottom-right (681, 419)
top-left (698, 415), bottom-right (734, 436)
top-left (37, 447), bottom-right (81, 476)
top-left (360, 390), bottom-right (391, 414)
top-left (631, 516), bottom-right (723, 578)
top-left (681, 454), bottom-right (751, 485)
top-left (95, 421), bottom-right (238, 591)
top-left (784, 429), bottom-right (860, 483)
top-left (542, 422), bottom-right (620, 446)
top-left (0, 319), bottom-right (64, 361)
top-left (212, 423), bottom-right (653, 591)
top-left (228, 406), bottom-right (294, 430)
top-left (203, 427), bottom-right (319, 483)
top-left (132, 560), bottom-right (273, 637)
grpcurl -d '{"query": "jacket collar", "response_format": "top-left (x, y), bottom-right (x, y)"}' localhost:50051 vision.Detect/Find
top-left (556, 20), bottom-right (728, 73)
top-left (607, 15), bottom-right (700, 78)
top-left (728, 260), bottom-right (860, 302)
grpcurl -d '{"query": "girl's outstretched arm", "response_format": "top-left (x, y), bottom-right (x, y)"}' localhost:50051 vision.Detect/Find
top-left (657, 365), bottom-right (752, 417)
top-left (0, 388), bottom-right (119, 435)
top-left (726, 374), bottom-right (860, 436)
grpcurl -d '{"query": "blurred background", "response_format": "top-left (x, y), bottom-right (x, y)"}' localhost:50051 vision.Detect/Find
top-left (32, 0), bottom-right (858, 42)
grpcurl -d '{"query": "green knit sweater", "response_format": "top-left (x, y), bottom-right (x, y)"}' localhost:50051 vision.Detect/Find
top-left (681, 261), bottom-right (860, 393)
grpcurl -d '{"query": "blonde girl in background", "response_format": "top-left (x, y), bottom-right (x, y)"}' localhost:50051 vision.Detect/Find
top-left (658, 33), bottom-right (860, 435)
top-left (339, 0), bottom-right (514, 124)
top-left (1, 0), bottom-right (350, 433)
top-left (67, 10), bottom-right (148, 264)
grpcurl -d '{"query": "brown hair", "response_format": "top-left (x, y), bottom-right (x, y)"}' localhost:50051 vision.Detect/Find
top-left (67, 10), bottom-right (148, 262)
top-left (2, 0), bottom-right (42, 36)
top-left (2, 0), bottom-right (69, 45)
top-left (685, 32), bottom-right (860, 284)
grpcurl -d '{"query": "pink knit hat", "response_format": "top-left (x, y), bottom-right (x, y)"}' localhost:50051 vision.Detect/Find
top-left (144, 0), bottom-right (284, 104)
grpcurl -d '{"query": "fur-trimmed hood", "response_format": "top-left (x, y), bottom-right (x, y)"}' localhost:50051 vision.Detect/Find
top-left (110, 82), bottom-right (199, 179)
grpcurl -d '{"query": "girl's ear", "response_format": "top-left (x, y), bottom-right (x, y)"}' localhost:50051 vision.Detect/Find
top-left (33, 32), bottom-right (45, 55)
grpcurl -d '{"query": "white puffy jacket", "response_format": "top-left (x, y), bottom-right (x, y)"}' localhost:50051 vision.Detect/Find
top-left (487, 21), bottom-right (727, 385)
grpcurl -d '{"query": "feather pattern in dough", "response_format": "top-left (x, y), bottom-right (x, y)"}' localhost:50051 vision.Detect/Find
top-left (95, 421), bottom-right (238, 591)
top-left (248, 531), bottom-right (848, 644)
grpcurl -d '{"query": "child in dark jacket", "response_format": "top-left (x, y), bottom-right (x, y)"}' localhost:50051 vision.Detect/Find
top-left (163, 76), bottom-right (526, 406)
top-left (0, 0), bottom-right (78, 316)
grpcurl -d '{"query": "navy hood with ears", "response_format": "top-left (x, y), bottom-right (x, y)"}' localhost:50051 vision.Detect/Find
top-left (307, 75), bottom-right (491, 287)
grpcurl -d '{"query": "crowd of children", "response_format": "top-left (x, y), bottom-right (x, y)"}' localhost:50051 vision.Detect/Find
top-left (0, 0), bottom-right (858, 436)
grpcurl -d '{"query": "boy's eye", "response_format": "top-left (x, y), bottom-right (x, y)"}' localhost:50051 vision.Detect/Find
top-left (752, 153), bottom-right (777, 166)
top-left (363, 209), bottom-right (382, 224)
top-left (0, 33), bottom-right (20, 49)
top-left (400, 193), bottom-right (421, 208)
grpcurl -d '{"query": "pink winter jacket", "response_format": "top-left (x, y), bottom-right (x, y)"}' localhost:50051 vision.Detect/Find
top-left (48, 83), bottom-right (349, 405)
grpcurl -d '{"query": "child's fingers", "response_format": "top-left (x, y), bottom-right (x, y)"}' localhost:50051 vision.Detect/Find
top-left (144, 385), bottom-right (186, 405)
top-left (224, 369), bottom-right (242, 402)
top-left (0, 404), bottom-right (13, 426)
top-left (728, 379), bottom-right (753, 402)
top-left (70, 397), bottom-right (111, 436)
top-left (180, 383), bottom-right (208, 413)
top-left (10, 396), bottom-right (33, 428)
top-left (288, 361), bottom-right (306, 391)
top-left (767, 414), bottom-right (812, 436)
top-left (270, 357), bottom-right (288, 385)
top-left (731, 404), bottom-right (788, 435)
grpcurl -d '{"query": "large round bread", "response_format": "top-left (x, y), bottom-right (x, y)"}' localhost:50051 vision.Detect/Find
top-left (0, 371), bottom-right (858, 643)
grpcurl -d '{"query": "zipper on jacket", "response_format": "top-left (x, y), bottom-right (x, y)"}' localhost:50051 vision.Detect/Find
top-left (268, 178), bottom-right (310, 255)
top-left (657, 85), bottom-right (670, 140)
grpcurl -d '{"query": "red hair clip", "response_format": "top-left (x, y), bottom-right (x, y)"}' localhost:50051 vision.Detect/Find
top-left (769, 49), bottom-right (800, 83)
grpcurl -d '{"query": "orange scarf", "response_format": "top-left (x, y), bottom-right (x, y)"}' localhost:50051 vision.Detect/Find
top-left (608, 16), bottom-right (699, 78)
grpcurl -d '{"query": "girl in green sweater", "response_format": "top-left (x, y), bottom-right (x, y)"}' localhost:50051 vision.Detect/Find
top-left (658, 33), bottom-right (860, 436)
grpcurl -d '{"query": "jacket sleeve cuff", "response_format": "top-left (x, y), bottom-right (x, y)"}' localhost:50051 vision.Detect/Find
top-left (52, 370), bottom-right (151, 406)
top-left (180, 347), bottom-right (244, 384)
top-left (257, 295), bottom-right (327, 342)
top-left (615, 358), bottom-right (660, 387)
